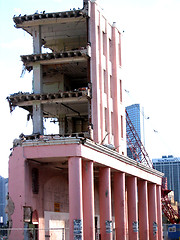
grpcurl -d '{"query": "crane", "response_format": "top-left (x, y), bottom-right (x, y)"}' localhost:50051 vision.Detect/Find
top-left (125, 109), bottom-right (180, 223)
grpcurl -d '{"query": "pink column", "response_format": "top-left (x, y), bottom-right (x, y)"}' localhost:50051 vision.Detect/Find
top-left (69, 157), bottom-right (83, 240)
top-left (148, 183), bottom-right (158, 240)
top-left (125, 187), bottom-right (128, 239)
top-left (138, 180), bottom-right (149, 240)
top-left (127, 176), bottom-right (138, 240)
top-left (156, 185), bottom-right (163, 240)
top-left (99, 167), bottom-right (112, 240)
top-left (82, 161), bottom-right (95, 240)
top-left (114, 172), bottom-right (126, 240)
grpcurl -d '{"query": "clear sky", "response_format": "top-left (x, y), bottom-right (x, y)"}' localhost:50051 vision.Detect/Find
top-left (0, 0), bottom-right (180, 177)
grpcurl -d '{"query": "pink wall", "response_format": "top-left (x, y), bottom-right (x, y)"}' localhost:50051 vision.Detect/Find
top-left (89, 1), bottom-right (126, 154)
top-left (8, 142), bottom-right (163, 239)
top-left (8, 147), bottom-right (26, 240)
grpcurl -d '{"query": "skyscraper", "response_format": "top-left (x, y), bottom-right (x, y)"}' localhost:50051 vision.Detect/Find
top-left (126, 104), bottom-right (145, 159)
top-left (153, 156), bottom-right (180, 202)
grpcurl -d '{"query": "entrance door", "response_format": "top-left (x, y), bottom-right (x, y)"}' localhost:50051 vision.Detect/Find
top-left (49, 220), bottom-right (65, 240)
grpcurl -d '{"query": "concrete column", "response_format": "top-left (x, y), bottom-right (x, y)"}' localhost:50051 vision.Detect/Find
top-left (33, 63), bottom-right (42, 94)
top-left (69, 157), bottom-right (83, 240)
top-left (127, 176), bottom-right (138, 240)
top-left (82, 161), bottom-right (95, 240)
top-left (67, 117), bottom-right (73, 135)
top-left (32, 25), bottom-right (42, 54)
top-left (114, 172), bottom-right (126, 240)
top-left (59, 116), bottom-right (66, 135)
top-left (99, 167), bottom-right (112, 240)
top-left (33, 103), bottom-right (43, 135)
top-left (138, 180), bottom-right (149, 240)
top-left (32, 62), bottom-right (43, 135)
top-left (148, 183), bottom-right (158, 240)
top-left (156, 185), bottom-right (163, 240)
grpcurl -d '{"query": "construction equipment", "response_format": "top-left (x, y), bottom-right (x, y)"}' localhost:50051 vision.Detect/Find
top-left (161, 178), bottom-right (180, 223)
top-left (126, 109), bottom-right (153, 168)
top-left (126, 110), bottom-right (180, 223)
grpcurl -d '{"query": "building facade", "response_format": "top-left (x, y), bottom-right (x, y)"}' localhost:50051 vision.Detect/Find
top-left (153, 156), bottom-right (180, 203)
top-left (7, 0), bottom-right (163, 239)
top-left (0, 176), bottom-right (8, 225)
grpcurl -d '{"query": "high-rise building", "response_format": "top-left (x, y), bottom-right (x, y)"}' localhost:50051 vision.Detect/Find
top-left (153, 155), bottom-right (180, 202)
top-left (0, 176), bottom-right (8, 225)
top-left (126, 104), bottom-right (145, 159)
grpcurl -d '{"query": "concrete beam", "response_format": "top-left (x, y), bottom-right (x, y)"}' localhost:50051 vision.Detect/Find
top-left (24, 56), bottom-right (88, 66)
top-left (22, 141), bottom-right (163, 184)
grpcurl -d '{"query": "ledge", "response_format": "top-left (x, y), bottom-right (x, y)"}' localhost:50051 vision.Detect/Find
top-left (7, 90), bottom-right (90, 111)
top-left (21, 49), bottom-right (89, 65)
top-left (13, 9), bottom-right (87, 26)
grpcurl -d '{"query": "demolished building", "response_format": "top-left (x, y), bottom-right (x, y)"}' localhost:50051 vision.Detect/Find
top-left (7, 0), bottom-right (163, 239)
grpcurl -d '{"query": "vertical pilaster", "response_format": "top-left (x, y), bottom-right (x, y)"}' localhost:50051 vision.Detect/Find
top-left (138, 180), bottom-right (149, 240)
top-left (99, 167), bottom-right (112, 240)
top-left (111, 24), bottom-right (120, 152)
top-left (156, 185), bottom-right (163, 240)
top-left (127, 176), bottom-right (138, 240)
top-left (89, 0), bottom-right (101, 142)
top-left (82, 161), bottom-right (95, 240)
top-left (69, 157), bottom-right (83, 240)
top-left (114, 172), bottom-right (126, 240)
top-left (148, 183), bottom-right (158, 240)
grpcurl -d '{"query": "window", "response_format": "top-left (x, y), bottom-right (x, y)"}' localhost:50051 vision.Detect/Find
top-left (98, 26), bottom-right (100, 51)
top-left (104, 70), bottom-right (107, 93)
top-left (121, 115), bottom-right (123, 138)
top-left (109, 39), bottom-right (112, 62)
top-left (105, 108), bottom-right (108, 132)
top-left (110, 75), bottom-right (113, 98)
top-left (118, 32), bottom-right (121, 66)
top-left (103, 32), bottom-right (106, 55)
top-left (120, 80), bottom-right (122, 102)
top-left (32, 168), bottom-right (39, 194)
top-left (111, 112), bottom-right (114, 135)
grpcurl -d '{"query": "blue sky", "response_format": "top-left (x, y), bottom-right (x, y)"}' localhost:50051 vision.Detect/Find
top-left (0, 0), bottom-right (180, 177)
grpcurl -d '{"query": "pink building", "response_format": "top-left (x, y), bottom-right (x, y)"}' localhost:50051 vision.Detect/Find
top-left (7, 0), bottom-right (163, 239)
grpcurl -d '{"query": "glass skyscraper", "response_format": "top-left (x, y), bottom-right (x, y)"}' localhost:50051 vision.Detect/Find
top-left (126, 104), bottom-right (145, 159)
top-left (153, 156), bottom-right (180, 202)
